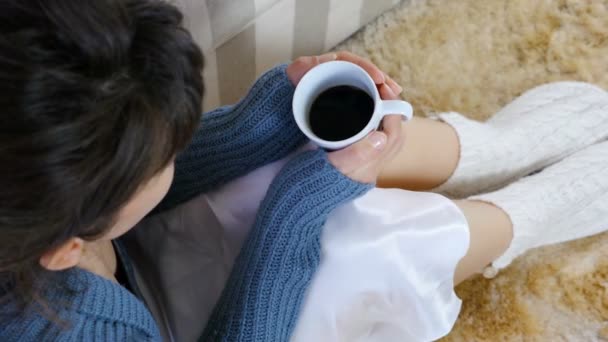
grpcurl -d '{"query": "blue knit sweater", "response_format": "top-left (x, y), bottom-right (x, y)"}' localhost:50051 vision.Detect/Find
top-left (0, 65), bottom-right (371, 341)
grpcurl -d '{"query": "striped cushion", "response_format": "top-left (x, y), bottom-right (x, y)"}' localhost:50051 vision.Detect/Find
top-left (175, 0), bottom-right (400, 109)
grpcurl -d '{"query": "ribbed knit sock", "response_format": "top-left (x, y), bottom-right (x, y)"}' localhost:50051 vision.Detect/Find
top-left (433, 82), bottom-right (608, 198)
top-left (471, 140), bottom-right (608, 272)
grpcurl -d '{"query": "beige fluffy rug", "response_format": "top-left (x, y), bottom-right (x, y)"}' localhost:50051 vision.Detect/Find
top-left (338, 0), bottom-right (608, 340)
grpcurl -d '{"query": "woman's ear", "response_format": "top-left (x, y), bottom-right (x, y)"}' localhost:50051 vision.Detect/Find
top-left (39, 237), bottom-right (85, 271)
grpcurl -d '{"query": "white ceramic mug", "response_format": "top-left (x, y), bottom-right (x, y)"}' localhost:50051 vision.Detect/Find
top-left (293, 61), bottom-right (413, 150)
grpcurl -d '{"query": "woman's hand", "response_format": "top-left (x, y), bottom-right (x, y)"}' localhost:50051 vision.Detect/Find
top-left (287, 51), bottom-right (406, 184)
top-left (286, 51), bottom-right (403, 97)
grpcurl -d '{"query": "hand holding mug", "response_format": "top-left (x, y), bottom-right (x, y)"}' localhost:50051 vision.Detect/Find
top-left (288, 52), bottom-right (410, 183)
top-left (286, 51), bottom-right (403, 97)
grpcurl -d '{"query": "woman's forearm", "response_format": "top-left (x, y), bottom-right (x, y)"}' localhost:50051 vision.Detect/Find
top-left (201, 150), bottom-right (372, 341)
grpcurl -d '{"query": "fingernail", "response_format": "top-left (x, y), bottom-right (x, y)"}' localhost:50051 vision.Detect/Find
top-left (391, 78), bottom-right (404, 93)
top-left (368, 132), bottom-right (387, 150)
top-left (385, 75), bottom-right (403, 93)
top-left (318, 53), bottom-right (338, 63)
top-left (383, 83), bottom-right (397, 98)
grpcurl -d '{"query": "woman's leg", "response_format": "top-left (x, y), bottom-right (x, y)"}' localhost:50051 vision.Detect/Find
top-left (379, 82), bottom-right (608, 197)
top-left (453, 140), bottom-right (608, 284)
top-left (376, 118), bottom-right (515, 283)
top-left (452, 200), bottom-right (513, 285)
top-left (378, 117), bottom-right (460, 191)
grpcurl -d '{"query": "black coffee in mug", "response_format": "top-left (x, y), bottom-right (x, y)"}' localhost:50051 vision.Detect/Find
top-left (309, 85), bottom-right (374, 142)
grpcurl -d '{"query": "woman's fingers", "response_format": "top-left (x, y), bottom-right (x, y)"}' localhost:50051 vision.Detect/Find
top-left (385, 75), bottom-right (403, 95)
top-left (327, 131), bottom-right (388, 184)
top-left (335, 51), bottom-right (385, 85)
top-left (379, 82), bottom-right (398, 100)
top-left (287, 51), bottom-right (405, 95)
top-left (381, 114), bottom-right (405, 159)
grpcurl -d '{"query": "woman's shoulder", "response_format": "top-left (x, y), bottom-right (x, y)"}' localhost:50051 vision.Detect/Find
top-left (1, 268), bottom-right (161, 341)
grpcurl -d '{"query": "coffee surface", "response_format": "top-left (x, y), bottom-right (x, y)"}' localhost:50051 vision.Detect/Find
top-left (309, 85), bottom-right (374, 142)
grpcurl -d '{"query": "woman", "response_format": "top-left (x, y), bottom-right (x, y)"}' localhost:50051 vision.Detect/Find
top-left (1, 0), bottom-right (607, 341)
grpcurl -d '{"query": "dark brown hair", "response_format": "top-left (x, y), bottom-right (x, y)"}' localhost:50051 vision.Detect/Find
top-left (0, 0), bottom-right (204, 306)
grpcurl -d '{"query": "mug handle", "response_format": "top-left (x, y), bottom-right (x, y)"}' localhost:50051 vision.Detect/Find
top-left (379, 100), bottom-right (414, 121)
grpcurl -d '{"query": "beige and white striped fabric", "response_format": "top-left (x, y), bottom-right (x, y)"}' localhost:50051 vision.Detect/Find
top-left (174, 0), bottom-right (401, 110)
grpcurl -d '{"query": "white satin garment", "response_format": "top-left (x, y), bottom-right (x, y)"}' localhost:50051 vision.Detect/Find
top-left (290, 188), bottom-right (469, 342)
top-left (131, 148), bottom-right (470, 341)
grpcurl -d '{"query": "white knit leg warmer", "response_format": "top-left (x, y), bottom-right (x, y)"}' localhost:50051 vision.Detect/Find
top-left (472, 140), bottom-right (608, 271)
top-left (433, 82), bottom-right (608, 198)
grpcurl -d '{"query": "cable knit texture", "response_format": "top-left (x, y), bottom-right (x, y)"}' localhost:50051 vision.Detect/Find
top-left (201, 150), bottom-right (371, 341)
top-left (433, 82), bottom-right (608, 198)
top-left (472, 140), bottom-right (608, 270)
top-left (0, 65), bottom-right (368, 341)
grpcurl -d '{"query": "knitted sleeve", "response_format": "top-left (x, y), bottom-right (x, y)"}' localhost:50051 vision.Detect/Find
top-left (200, 149), bottom-right (373, 341)
top-left (0, 269), bottom-right (163, 342)
top-left (158, 64), bottom-right (306, 211)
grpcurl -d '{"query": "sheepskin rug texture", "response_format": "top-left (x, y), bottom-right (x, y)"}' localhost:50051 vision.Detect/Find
top-left (337, 0), bottom-right (608, 340)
